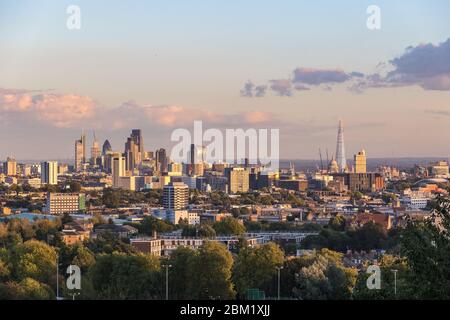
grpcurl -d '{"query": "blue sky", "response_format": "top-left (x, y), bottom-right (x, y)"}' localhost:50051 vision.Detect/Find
top-left (1, 1), bottom-right (450, 160)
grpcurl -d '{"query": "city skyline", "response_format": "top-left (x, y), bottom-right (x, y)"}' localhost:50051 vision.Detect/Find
top-left (1, 1), bottom-right (450, 159)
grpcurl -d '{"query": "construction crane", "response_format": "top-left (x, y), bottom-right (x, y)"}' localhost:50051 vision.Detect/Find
top-left (319, 148), bottom-right (324, 172)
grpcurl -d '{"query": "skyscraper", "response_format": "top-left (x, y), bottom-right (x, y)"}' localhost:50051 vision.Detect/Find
top-left (112, 156), bottom-right (126, 188)
top-left (41, 161), bottom-right (58, 185)
top-left (125, 137), bottom-right (139, 172)
top-left (354, 149), bottom-right (367, 173)
top-left (155, 148), bottom-right (168, 174)
top-left (125, 129), bottom-right (144, 172)
top-left (335, 120), bottom-right (347, 173)
top-left (163, 182), bottom-right (189, 210)
top-left (102, 139), bottom-right (112, 155)
top-left (74, 132), bottom-right (86, 171)
top-left (189, 144), bottom-right (206, 176)
top-left (3, 157), bottom-right (17, 176)
top-left (91, 132), bottom-right (101, 165)
top-left (131, 129), bottom-right (144, 158)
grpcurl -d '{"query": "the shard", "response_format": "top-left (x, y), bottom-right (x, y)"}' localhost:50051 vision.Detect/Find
top-left (335, 120), bottom-right (347, 172)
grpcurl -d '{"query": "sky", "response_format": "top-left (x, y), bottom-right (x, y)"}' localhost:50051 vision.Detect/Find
top-left (1, 0), bottom-right (450, 161)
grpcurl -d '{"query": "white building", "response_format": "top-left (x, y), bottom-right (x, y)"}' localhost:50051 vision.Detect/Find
top-left (45, 192), bottom-right (85, 215)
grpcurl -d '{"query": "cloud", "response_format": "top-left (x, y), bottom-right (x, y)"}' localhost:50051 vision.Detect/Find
top-left (0, 88), bottom-right (97, 127)
top-left (0, 87), bottom-right (276, 131)
top-left (241, 37), bottom-right (450, 96)
top-left (269, 79), bottom-right (293, 96)
top-left (240, 80), bottom-right (267, 97)
top-left (242, 68), bottom-right (360, 98)
top-left (254, 85), bottom-right (267, 97)
top-left (351, 38), bottom-right (450, 92)
top-left (292, 68), bottom-right (352, 85)
top-left (386, 39), bottom-right (450, 90)
top-left (294, 84), bottom-right (310, 91)
top-left (426, 110), bottom-right (450, 117)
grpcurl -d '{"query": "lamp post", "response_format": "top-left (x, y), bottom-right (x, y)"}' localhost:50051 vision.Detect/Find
top-left (56, 255), bottom-right (63, 300)
top-left (391, 269), bottom-right (398, 297)
top-left (162, 263), bottom-right (172, 300)
top-left (276, 266), bottom-right (284, 300)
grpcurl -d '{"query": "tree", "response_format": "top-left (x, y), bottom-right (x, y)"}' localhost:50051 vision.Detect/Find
top-left (328, 215), bottom-right (346, 232)
top-left (89, 253), bottom-right (162, 299)
top-left (101, 189), bottom-right (121, 208)
top-left (353, 255), bottom-right (412, 299)
top-left (233, 243), bottom-right (284, 297)
top-left (33, 219), bottom-right (60, 242)
top-left (0, 278), bottom-right (55, 300)
top-left (213, 217), bottom-right (245, 236)
top-left (60, 243), bottom-right (95, 273)
top-left (399, 196), bottom-right (450, 299)
top-left (182, 224), bottom-right (216, 238)
top-left (349, 222), bottom-right (387, 251)
top-left (190, 241), bottom-right (235, 299)
top-left (10, 240), bottom-right (57, 285)
top-left (0, 223), bottom-right (7, 247)
top-left (293, 249), bottom-right (357, 300)
top-left (139, 216), bottom-right (175, 236)
top-left (167, 247), bottom-right (197, 299)
top-left (85, 232), bottom-right (136, 255)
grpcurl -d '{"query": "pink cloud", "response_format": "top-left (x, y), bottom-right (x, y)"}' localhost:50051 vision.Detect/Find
top-left (0, 88), bottom-right (276, 130)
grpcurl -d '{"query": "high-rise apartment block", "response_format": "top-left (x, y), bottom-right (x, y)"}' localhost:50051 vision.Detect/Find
top-left (163, 182), bottom-right (189, 210)
top-left (41, 161), bottom-right (58, 185)
top-left (225, 167), bottom-right (250, 193)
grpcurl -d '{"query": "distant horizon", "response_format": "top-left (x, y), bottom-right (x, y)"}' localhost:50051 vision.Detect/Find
top-left (1, 1), bottom-right (450, 159)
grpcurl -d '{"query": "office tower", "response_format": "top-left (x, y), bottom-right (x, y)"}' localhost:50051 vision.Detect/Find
top-left (74, 132), bottom-right (86, 171)
top-left (189, 144), bottom-right (206, 176)
top-left (125, 137), bottom-right (139, 172)
top-left (3, 157), bottom-right (17, 176)
top-left (163, 182), bottom-right (189, 210)
top-left (102, 139), bottom-right (112, 155)
top-left (112, 156), bottom-right (126, 188)
top-left (131, 129), bottom-right (144, 158)
top-left (335, 120), bottom-right (347, 173)
top-left (91, 132), bottom-right (101, 165)
top-left (354, 149), bottom-right (367, 173)
top-left (125, 129), bottom-right (144, 172)
top-left (103, 151), bottom-right (121, 174)
top-left (155, 148), bottom-right (168, 174)
top-left (41, 161), bottom-right (58, 185)
top-left (225, 167), bottom-right (250, 193)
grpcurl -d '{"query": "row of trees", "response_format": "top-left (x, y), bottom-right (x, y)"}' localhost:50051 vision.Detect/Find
top-left (1, 196), bottom-right (450, 300)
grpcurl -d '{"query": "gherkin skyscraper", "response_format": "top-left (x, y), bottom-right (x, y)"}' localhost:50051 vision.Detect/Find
top-left (335, 120), bottom-right (347, 173)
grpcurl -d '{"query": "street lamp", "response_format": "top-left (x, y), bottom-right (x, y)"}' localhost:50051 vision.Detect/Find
top-left (391, 269), bottom-right (398, 297)
top-left (56, 255), bottom-right (63, 301)
top-left (275, 266), bottom-right (284, 300)
top-left (162, 263), bottom-right (172, 300)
